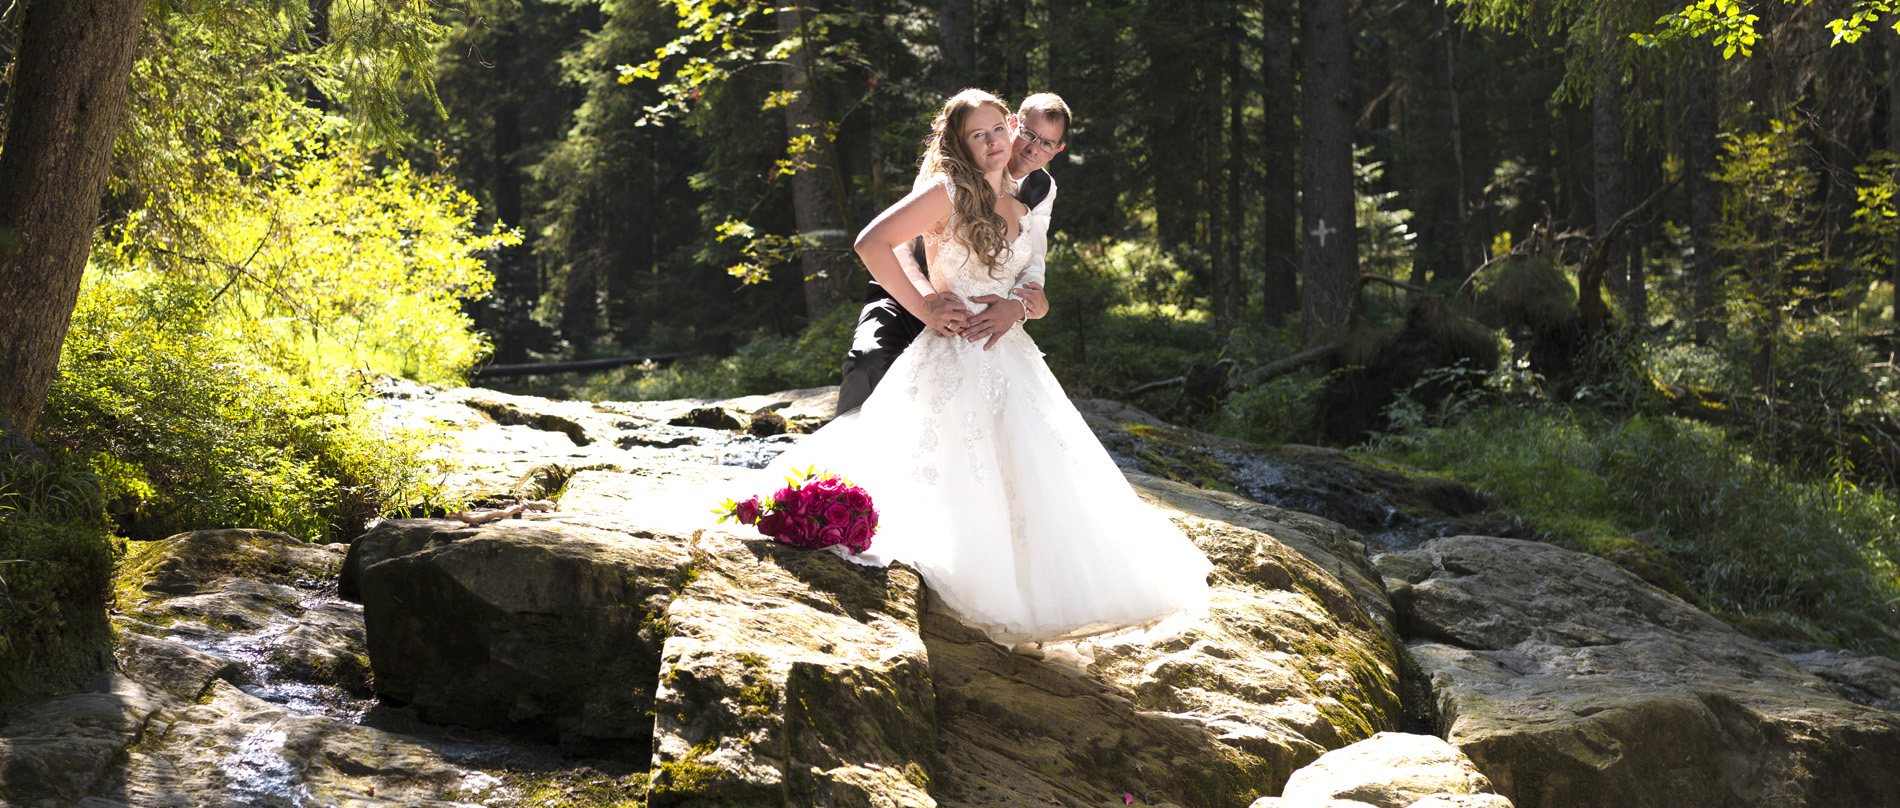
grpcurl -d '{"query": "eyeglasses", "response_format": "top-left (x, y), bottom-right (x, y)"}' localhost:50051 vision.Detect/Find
top-left (1016, 125), bottom-right (1064, 153)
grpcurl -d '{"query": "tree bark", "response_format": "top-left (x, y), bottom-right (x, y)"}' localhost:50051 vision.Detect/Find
top-left (1260, 0), bottom-right (1296, 326)
top-left (939, 0), bottom-right (975, 91)
top-left (1891, 35), bottom-right (1900, 324)
top-left (1592, 62), bottom-right (1627, 308)
top-left (1299, 0), bottom-right (1357, 347)
top-left (0, 0), bottom-right (146, 439)
top-left (1006, 0), bottom-right (1027, 99)
top-left (1685, 47), bottom-right (1725, 345)
top-left (779, 4), bottom-right (852, 317)
top-left (1223, 18), bottom-right (1243, 327)
top-left (1411, 0), bottom-right (1464, 287)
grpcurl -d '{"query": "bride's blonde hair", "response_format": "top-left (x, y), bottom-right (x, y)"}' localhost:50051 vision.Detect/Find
top-left (920, 89), bottom-right (1014, 277)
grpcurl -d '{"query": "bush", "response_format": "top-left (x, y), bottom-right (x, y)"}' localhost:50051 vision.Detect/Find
top-left (0, 454), bottom-right (116, 702)
top-left (1367, 404), bottom-right (1900, 656)
top-left (578, 301), bottom-right (861, 401)
top-left (39, 276), bottom-right (451, 543)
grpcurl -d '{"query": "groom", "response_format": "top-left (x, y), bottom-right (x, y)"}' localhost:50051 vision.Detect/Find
top-left (834, 92), bottom-right (1072, 416)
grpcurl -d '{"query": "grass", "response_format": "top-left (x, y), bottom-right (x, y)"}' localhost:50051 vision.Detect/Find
top-left (1364, 404), bottom-right (1900, 656)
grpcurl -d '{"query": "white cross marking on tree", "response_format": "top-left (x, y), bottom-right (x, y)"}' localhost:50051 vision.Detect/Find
top-left (1309, 219), bottom-right (1336, 249)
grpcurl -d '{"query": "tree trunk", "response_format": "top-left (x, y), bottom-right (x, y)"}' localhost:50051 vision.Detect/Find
top-left (0, 0), bottom-right (145, 440)
top-left (1593, 63), bottom-right (1627, 310)
top-left (1223, 21), bottom-right (1243, 327)
top-left (780, 5), bottom-right (852, 317)
top-left (1891, 35), bottom-right (1900, 324)
top-left (1410, 0), bottom-right (1463, 287)
top-left (1299, 0), bottom-right (1356, 347)
top-left (939, 0), bottom-right (975, 91)
top-left (1685, 47), bottom-right (1725, 345)
top-left (1260, 0), bottom-right (1296, 326)
top-left (1006, 0), bottom-right (1028, 99)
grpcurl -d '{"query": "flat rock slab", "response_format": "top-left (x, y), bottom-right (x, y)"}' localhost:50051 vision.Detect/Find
top-left (1260, 731), bottom-right (1509, 808)
top-left (1381, 536), bottom-right (1900, 808)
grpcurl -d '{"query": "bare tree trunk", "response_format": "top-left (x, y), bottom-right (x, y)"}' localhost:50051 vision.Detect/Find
top-left (780, 5), bottom-right (852, 317)
top-left (0, 0), bottom-right (145, 439)
top-left (1224, 21), bottom-right (1243, 327)
top-left (1891, 35), bottom-right (1900, 323)
top-left (1686, 48), bottom-right (1725, 345)
top-left (1006, 0), bottom-right (1027, 99)
top-left (1593, 63), bottom-right (1628, 310)
top-left (939, 0), bottom-right (975, 91)
top-left (1260, 0), bottom-right (1296, 326)
top-left (1299, 0), bottom-right (1357, 346)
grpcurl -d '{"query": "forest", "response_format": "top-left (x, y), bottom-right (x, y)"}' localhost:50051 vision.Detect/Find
top-left (2, 0), bottom-right (1899, 700)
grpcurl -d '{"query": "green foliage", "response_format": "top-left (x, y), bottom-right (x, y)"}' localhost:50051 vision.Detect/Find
top-left (110, 116), bottom-right (515, 384)
top-left (1368, 405), bottom-right (1900, 655)
top-left (40, 276), bottom-right (453, 542)
top-left (0, 455), bottom-right (116, 702)
top-left (1636, 0), bottom-right (1899, 55)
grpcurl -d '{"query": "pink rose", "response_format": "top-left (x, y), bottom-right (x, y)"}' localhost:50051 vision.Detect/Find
top-left (822, 500), bottom-right (851, 525)
top-left (773, 485), bottom-right (800, 510)
top-left (807, 475), bottom-right (843, 496)
top-left (844, 520), bottom-right (873, 553)
top-left (734, 496), bottom-right (761, 525)
top-left (817, 524), bottom-right (847, 549)
top-left (843, 487), bottom-right (872, 512)
top-left (756, 511), bottom-right (786, 538)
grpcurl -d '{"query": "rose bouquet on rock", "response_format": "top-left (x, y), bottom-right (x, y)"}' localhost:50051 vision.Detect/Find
top-left (716, 466), bottom-right (877, 554)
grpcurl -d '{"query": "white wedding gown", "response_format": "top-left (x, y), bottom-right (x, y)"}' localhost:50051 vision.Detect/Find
top-left (766, 176), bottom-right (1212, 645)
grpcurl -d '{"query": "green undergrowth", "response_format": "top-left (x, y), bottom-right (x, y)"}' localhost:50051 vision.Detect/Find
top-left (574, 302), bottom-right (859, 402)
top-left (1364, 404), bottom-right (1900, 656)
top-left (0, 453), bottom-right (118, 702)
top-left (39, 276), bottom-right (455, 543)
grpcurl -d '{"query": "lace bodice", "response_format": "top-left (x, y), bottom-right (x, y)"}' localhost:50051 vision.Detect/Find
top-left (924, 175), bottom-right (1047, 312)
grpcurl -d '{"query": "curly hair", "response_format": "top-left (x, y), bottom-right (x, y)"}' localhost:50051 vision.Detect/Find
top-left (920, 88), bottom-right (1015, 278)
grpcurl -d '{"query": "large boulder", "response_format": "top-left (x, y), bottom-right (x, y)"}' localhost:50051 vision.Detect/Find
top-left (1380, 536), bottom-right (1900, 808)
top-left (923, 474), bottom-right (1410, 805)
top-left (346, 519), bottom-right (687, 753)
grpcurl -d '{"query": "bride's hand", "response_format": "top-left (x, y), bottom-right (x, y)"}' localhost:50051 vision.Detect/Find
top-left (923, 292), bottom-right (972, 337)
top-left (964, 294), bottom-right (1026, 350)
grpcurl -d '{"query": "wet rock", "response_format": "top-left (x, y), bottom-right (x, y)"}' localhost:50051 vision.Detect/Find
top-left (0, 674), bottom-right (163, 808)
top-left (349, 519), bottom-right (688, 752)
top-left (669, 406), bottom-right (746, 431)
top-left (1388, 536), bottom-right (1900, 808)
top-left (111, 629), bottom-right (237, 702)
top-left (617, 425), bottom-right (708, 449)
top-left (105, 680), bottom-right (502, 808)
top-left (119, 529), bottom-right (343, 596)
top-left (648, 532), bottom-right (935, 807)
top-left (467, 396), bottom-right (594, 446)
top-left (926, 474), bottom-right (1407, 805)
top-left (745, 409), bottom-right (794, 436)
top-left (1786, 649), bottom-right (1900, 712)
top-left (1255, 732), bottom-right (1509, 808)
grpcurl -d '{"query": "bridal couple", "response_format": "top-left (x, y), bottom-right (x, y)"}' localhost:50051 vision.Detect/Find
top-left (768, 89), bottom-right (1211, 650)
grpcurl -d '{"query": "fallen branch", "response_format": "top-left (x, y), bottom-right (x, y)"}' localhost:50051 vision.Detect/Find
top-left (450, 499), bottom-right (557, 525)
top-left (1230, 344), bottom-right (1340, 389)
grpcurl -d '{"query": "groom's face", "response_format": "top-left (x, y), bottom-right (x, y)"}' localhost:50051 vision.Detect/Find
top-left (1009, 111), bottom-right (1067, 177)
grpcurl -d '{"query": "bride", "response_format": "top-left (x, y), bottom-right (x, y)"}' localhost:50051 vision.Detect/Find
top-left (769, 89), bottom-right (1211, 647)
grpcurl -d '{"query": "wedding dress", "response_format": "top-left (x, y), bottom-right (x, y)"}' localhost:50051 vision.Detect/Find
top-left (767, 176), bottom-right (1212, 645)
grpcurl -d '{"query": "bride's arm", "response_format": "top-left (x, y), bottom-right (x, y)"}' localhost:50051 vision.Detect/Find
top-left (856, 184), bottom-right (970, 338)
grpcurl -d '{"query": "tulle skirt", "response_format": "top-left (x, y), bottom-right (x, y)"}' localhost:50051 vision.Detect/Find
top-left (766, 327), bottom-right (1212, 645)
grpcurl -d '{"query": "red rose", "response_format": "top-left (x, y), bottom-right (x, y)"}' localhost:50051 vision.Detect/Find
top-left (773, 485), bottom-right (800, 510)
top-left (822, 500), bottom-right (851, 525)
top-left (809, 475), bottom-right (845, 495)
top-left (843, 487), bottom-right (872, 511)
top-left (756, 511), bottom-right (787, 538)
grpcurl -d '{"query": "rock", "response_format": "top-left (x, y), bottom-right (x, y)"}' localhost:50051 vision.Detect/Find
top-left (745, 409), bottom-right (794, 436)
top-left (348, 519), bottom-right (688, 753)
top-left (1389, 536), bottom-right (1900, 808)
top-left (0, 674), bottom-right (164, 807)
top-left (1273, 732), bottom-right (1506, 807)
top-left (466, 396), bottom-right (594, 446)
top-left (617, 425), bottom-right (709, 449)
top-left (1787, 649), bottom-right (1900, 712)
top-left (111, 628), bottom-right (237, 703)
top-left (117, 529), bottom-right (343, 596)
top-left (670, 406), bottom-right (746, 431)
top-left (105, 680), bottom-right (503, 808)
top-left (647, 532), bottom-right (935, 807)
top-left (925, 473), bottom-right (1408, 805)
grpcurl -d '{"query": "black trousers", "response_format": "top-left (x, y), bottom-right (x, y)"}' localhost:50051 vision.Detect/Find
top-left (836, 281), bottom-right (926, 416)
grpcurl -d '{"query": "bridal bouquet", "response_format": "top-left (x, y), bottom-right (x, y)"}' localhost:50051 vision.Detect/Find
top-left (716, 466), bottom-right (877, 554)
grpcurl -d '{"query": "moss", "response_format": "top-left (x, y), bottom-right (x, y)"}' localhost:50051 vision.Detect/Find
top-left (501, 768), bottom-right (648, 807)
top-left (647, 742), bottom-right (724, 800)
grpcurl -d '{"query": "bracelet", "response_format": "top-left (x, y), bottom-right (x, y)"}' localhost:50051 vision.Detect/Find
top-left (1007, 292), bottom-right (1029, 323)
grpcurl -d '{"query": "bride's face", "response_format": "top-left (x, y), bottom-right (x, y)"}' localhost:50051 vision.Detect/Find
top-left (960, 105), bottom-right (1013, 174)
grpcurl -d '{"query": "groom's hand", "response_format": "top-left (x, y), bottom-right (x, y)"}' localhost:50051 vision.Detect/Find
top-left (1016, 282), bottom-right (1047, 319)
top-left (965, 294), bottom-right (1027, 350)
top-left (923, 292), bottom-right (972, 337)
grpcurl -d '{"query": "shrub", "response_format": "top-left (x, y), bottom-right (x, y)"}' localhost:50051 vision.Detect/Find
top-left (39, 276), bottom-right (452, 543)
top-left (0, 454), bottom-right (116, 702)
